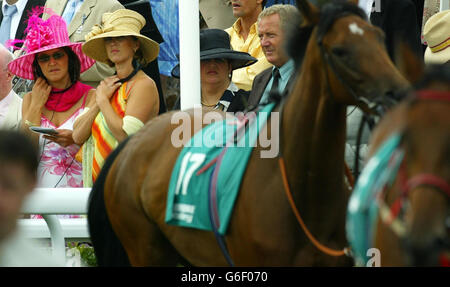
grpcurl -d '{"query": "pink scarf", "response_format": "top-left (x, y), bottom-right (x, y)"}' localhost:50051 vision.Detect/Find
top-left (45, 81), bottom-right (93, 112)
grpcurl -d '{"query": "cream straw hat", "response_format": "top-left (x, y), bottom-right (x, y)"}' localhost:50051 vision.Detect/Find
top-left (82, 9), bottom-right (159, 65)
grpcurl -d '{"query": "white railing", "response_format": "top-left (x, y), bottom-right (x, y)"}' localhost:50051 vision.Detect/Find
top-left (18, 188), bottom-right (91, 265)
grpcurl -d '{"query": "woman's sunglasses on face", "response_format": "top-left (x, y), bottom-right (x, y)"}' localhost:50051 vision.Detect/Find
top-left (37, 51), bottom-right (66, 63)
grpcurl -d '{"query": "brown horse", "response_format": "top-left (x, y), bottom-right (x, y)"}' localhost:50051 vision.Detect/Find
top-left (88, 0), bottom-right (409, 266)
top-left (356, 64), bottom-right (450, 266)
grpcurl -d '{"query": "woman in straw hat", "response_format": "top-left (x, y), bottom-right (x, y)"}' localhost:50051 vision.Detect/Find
top-left (7, 8), bottom-right (95, 190)
top-left (73, 9), bottom-right (160, 187)
top-left (172, 28), bottom-right (257, 112)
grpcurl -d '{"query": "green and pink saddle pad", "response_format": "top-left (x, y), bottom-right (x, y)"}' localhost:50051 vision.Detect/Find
top-left (165, 103), bottom-right (276, 235)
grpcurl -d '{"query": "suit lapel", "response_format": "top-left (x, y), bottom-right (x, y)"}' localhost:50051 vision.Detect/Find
top-left (68, 0), bottom-right (97, 37)
top-left (249, 69), bottom-right (272, 108)
top-left (52, 0), bottom-right (68, 16)
top-left (0, 1), bottom-right (3, 23)
top-left (15, 0), bottom-right (46, 39)
top-left (15, 1), bottom-right (33, 39)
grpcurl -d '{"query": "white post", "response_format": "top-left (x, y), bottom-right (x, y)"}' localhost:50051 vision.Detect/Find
top-left (42, 215), bottom-right (66, 264)
top-left (179, 0), bottom-right (201, 110)
top-left (441, 0), bottom-right (449, 11)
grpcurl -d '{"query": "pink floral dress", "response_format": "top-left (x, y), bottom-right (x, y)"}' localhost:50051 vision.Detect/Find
top-left (32, 107), bottom-right (85, 219)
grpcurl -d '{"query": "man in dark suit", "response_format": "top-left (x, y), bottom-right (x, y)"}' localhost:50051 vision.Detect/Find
top-left (367, 0), bottom-right (423, 60)
top-left (248, 4), bottom-right (301, 108)
top-left (0, 0), bottom-right (46, 48)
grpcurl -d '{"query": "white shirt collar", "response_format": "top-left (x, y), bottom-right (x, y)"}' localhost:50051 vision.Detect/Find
top-left (227, 81), bottom-right (239, 93)
top-left (2, 0), bottom-right (27, 16)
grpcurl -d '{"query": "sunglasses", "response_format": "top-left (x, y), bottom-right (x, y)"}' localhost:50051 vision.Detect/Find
top-left (37, 51), bottom-right (66, 63)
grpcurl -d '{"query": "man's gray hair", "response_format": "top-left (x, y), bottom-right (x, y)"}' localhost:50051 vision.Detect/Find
top-left (257, 4), bottom-right (302, 33)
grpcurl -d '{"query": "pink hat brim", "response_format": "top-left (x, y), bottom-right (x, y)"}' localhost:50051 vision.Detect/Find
top-left (8, 42), bottom-right (95, 80)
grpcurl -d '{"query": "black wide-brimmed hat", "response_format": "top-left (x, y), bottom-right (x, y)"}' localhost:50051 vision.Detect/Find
top-left (171, 28), bottom-right (257, 78)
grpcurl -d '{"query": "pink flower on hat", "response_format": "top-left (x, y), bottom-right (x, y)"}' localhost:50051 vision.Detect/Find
top-left (24, 23), bottom-right (54, 52)
top-left (7, 6), bottom-right (95, 80)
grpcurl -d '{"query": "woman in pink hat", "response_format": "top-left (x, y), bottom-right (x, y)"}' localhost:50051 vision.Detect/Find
top-left (7, 8), bottom-right (95, 192)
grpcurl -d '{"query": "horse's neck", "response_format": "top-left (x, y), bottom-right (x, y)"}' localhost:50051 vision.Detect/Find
top-left (282, 64), bottom-right (348, 222)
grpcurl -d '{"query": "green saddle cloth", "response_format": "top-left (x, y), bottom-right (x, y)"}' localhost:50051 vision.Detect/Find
top-left (165, 103), bottom-right (276, 235)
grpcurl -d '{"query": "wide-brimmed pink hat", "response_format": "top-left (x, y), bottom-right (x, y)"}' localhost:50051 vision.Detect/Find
top-left (7, 7), bottom-right (95, 80)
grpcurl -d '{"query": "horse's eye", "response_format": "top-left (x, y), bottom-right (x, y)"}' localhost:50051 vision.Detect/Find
top-left (332, 47), bottom-right (350, 59)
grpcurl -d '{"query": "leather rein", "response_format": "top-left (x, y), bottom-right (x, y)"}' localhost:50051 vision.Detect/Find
top-left (276, 8), bottom-right (374, 258)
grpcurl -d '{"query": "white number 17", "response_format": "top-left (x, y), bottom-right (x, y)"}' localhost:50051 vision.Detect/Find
top-left (175, 152), bottom-right (206, 196)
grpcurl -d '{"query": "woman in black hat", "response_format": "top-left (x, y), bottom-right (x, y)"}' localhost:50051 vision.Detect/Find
top-left (172, 29), bottom-right (257, 112)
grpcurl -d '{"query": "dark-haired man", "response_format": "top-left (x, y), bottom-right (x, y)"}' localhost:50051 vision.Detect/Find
top-left (226, 0), bottom-right (272, 91)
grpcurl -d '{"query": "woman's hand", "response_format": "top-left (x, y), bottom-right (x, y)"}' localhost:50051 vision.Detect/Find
top-left (30, 77), bottom-right (52, 108)
top-left (43, 129), bottom-right (75, 147)
top-left (96, 75), bottom-right (122, 105)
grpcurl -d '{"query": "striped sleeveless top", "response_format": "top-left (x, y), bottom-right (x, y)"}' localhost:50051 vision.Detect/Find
top-left (91, 82), bottom-right (130, 182)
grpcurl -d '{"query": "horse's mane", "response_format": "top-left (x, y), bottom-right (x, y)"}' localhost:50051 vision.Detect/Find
top-left (316, 0), bottom-right (367, 43)
top-left (286, 0), bottom-right (367, 70)
top-left (286, 24), bottom-right (314, 69)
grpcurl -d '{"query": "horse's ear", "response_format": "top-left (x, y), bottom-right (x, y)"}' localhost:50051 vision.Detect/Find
top-left (296, 0), bottom-right (320, 25)
top-left (394, 41), bottom-right (425, 85)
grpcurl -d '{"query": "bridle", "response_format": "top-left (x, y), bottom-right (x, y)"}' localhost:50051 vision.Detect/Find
top-left (277, 3), bottom-right (381, 259)
top-left (377, 90), bottom-right (450, 242)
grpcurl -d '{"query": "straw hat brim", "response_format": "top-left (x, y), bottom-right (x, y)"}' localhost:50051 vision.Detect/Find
top-left (82, 31), bottom-right (160, 65)
top-left (424, 46), bottom-right (450, 64)
top-left (8, 42), bottom-right (95, 80)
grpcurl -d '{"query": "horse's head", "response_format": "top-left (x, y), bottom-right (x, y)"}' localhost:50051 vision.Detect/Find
top-left (395, 66), bottom-right (450, 266)
top-left (401, 101), bottom-right (450, 265)
top-left (366, 64), bottom-right (450, 266)
top-left (294, 0), bottom-right (410, 112)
